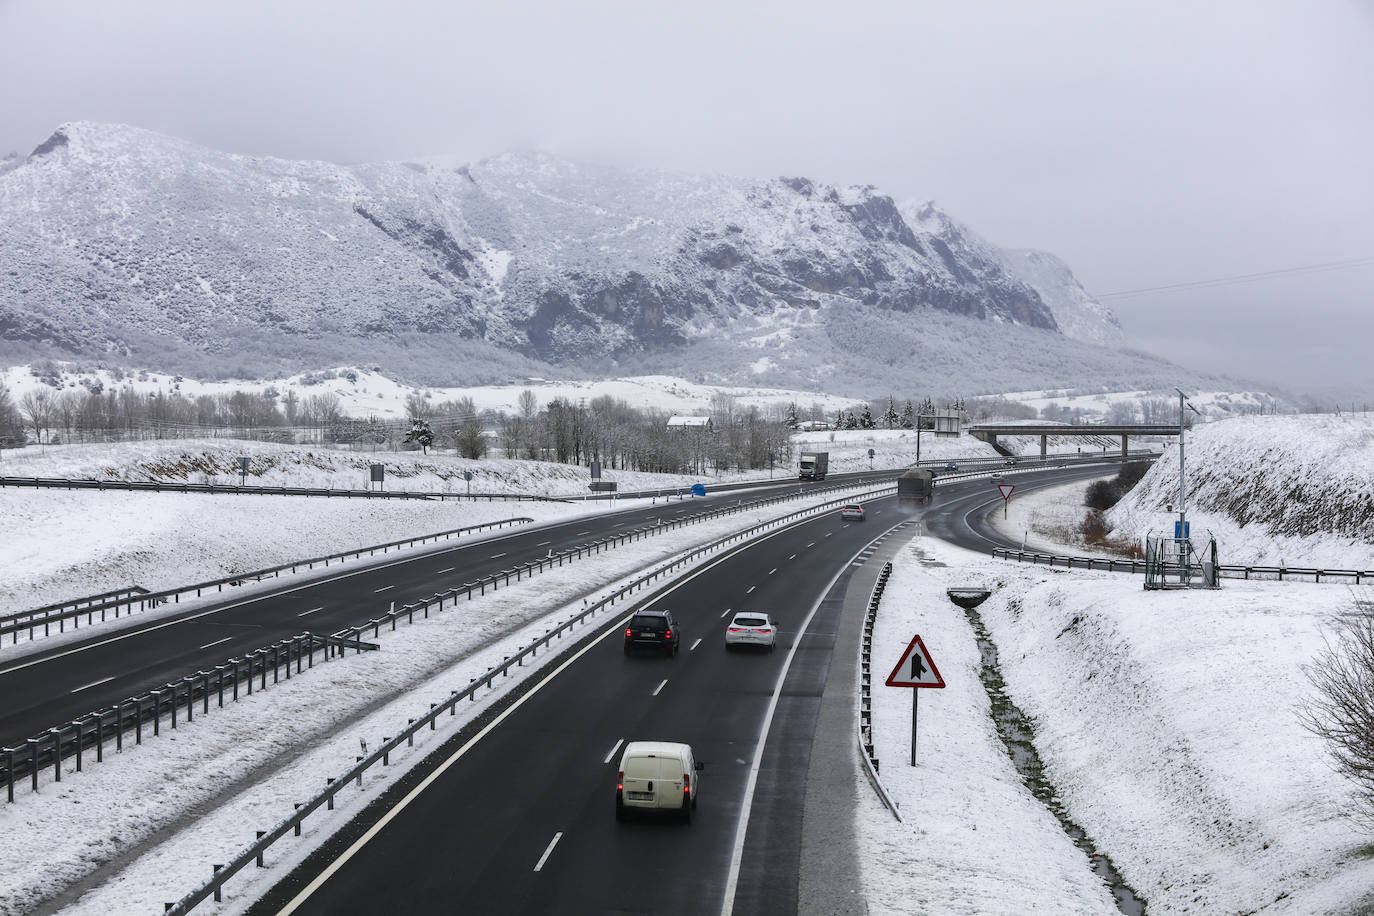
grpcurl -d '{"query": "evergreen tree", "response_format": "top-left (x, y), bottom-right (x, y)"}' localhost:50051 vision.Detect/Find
top-left (883, 396), bottom-right (899, 429)
top-left (844, 411), bottom-right (858, 430)
top-left (404, 418), bottom-right (434, 454)
top-left (785, 402), bottom-right (799, 430)
top-left (900, 400), bottom-right (914, 430)
top-left (835, 408), bottom-right (846, 428)
top-left (859, 404), bottom-right (876, 429)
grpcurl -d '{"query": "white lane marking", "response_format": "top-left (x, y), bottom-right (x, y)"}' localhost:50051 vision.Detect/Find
top-left (720, 609), bottom-right (731, 618)
top-left (490, 553), bottom-right (507, 559)
top-left (71, 675), bottom-right (114, 693)
top-left (825, 532), bottom-right (833, 537)
top-left (436, 567), bottom-right (455, 574)
top-left (746, 586), bottom-right (756, 594)
top-left (720, 522), bottom-right (903, 916)
top-left (690, 638), bottom-right (702, 652)
top-left (651, 679), bottom-right (668, 697)
top-left (0, 524), bottom-right (546, 678)
top-left (603, 738), bottom-right (624, 765)
top-left (199, 636), bottom-right (232, 650)
top-left (533, 832), bottom-right (563, 872)
top-left (373, 585), bottom-right (394, 593)
top-left (806, 542), bottom-right (815, 548)
top-left (297, 607), bottom-right (324, 617)
top-left (277, 516), bottom-right (878, 915)
top-left (536, 541), bottom-right (552, 546)
top-left (788, 554), bottom-right (796, 560)
top-left (576, 531), bottom-right (591, 535)
top-left (768, 568), bottom-right (777, 575)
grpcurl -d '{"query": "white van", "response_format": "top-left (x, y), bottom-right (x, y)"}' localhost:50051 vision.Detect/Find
top-left (615, 741), bottom-right (702, 823)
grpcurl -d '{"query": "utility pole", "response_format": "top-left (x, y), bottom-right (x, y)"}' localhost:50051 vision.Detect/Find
top-left (1174, 387), bottom-right (1200, 583)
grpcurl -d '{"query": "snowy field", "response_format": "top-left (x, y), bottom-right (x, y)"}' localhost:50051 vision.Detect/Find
top-left (859, 535), bottom-right (1374, 915)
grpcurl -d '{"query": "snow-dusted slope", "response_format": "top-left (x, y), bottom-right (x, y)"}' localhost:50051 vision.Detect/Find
top-left (1108, 414), bottom-right (1374, 566)
top-left (0, 122), bottom-right (1162, 393)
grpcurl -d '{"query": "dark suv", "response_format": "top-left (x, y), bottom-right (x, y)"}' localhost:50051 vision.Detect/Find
top-left (624, 610), bottom-right (680, 656)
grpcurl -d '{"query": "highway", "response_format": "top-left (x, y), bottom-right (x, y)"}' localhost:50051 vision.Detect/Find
top-left (242, 462), bottom-right (1123, 915)
top-left (0, 473), bottom-right (891, 753)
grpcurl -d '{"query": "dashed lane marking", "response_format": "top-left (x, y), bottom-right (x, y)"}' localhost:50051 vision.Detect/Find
top-left (373, 586), bottom-right (394, 593)
top-left (603, 738), bottom-right (624, 765)
top-left (690, 638), bottom-right (702, 652)
top-left (71, 676), bottom-right (115, 693)
top-left (652, 679), bottom-right (668, 697)
top-left (533, 832), bottom-right (563, 872)
top-left (297, 607), bottom-right (324, 617)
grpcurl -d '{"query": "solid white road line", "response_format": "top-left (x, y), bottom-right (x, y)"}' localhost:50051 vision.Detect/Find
top-left (490, 553), bottom-right (507, 559)
top-left (71, 676), bottom-right (114, 693)
top-left (536, 541), bottom-right (552, 547)
top-left (373, 586), bottom-right (394, 593)
top-left (436, 567), bottom-right (455, 574)
top-left (603, 738), bottom-right (624, 765)
top-left (651, 679), bottom-right (667, 697)
top-left (719, 519), bottom-right (908, 916)
top-left (576, 531), bottom-right (591, 535)
top-left (199, 636), bottom-right (232, 650)
top-left (806, 542), bottom-right (815, 548)
top-left (690, 638), bottom-right (702, 652)
top-left (533, 832), bottom-right (563, 872)
top-left (297, 607), bottom-right (324, 617)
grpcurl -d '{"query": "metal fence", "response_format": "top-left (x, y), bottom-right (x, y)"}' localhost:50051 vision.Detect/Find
top-left (858, 561), bottom-right (902, 822)
top-left (155, 482), bottom-right (898, 914)
top-left (991, 547), bottom-right (1374, 584)
top-left (0, 474), bottom-right (578, 501)
top-left (0, 517), bottom-right (535, 644)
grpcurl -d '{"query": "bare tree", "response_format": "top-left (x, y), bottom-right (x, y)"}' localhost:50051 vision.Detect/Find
top-left (1301, 600), bottom-right (1374, 828)
top-left (19, 388), bottom-right (56, 444)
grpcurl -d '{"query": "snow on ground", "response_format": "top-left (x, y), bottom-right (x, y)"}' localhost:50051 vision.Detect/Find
top-left (999, 387), bottom-right (1276, 421)
top-left (0, 480), bottom-right (890, 916)
top-left (0, 364), bottom-right (860, 420)
top-left (1109, 414), bottom-right (1374, 570)
top-left (861, 535), bottom-right (1374, 915)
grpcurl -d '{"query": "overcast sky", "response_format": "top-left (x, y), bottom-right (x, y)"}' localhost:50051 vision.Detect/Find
top-left (2, 0), bottom-right (1371, 398)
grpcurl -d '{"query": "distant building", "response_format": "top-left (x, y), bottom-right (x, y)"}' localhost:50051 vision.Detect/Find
top-left (667, 415), bottom-right (713, 432)
top-left (796, 420), bottom-right (830, 432)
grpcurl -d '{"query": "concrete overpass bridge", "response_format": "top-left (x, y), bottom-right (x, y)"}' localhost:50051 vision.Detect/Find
top-left (967, 424), bottom-right (1181, 458)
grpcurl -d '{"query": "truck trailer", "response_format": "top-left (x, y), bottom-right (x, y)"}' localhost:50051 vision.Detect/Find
top-left (897, 468), bottom-right (935, 505)
top-left (798, 452), bottom-right (829, 481)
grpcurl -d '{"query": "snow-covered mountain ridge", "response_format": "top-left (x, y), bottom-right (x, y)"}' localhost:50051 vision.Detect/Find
top-left (0, 122), bottom-right (1170, 394)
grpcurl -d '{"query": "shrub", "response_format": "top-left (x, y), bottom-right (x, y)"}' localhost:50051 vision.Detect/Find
top-left (1301, 603), bottom-right (1374, 828)
top-left (1084, 479), bottom-right (1118, 511)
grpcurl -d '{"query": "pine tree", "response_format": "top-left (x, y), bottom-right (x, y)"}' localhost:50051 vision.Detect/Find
top-left (859, 405), bottom-right (876, 429)
top-left (785, 402), bottom-right (799, 429)
top-left (883, 396), bottom-right (899, 429)
top-left (900, 400), bottom-right (914, 430)
top-left (845, 411), bottom-right (858, 430)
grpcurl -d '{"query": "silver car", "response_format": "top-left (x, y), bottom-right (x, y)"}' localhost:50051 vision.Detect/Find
top-left (725, 612), bottom-right (777, 651)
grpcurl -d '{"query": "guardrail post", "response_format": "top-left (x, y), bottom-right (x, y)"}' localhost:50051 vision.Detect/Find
top-left (256, 831), bottom-right (267, 866)
top-left (50, 728), bottom-right (62, 781)
top-left (95, 714), bottom-right (104, 762)
top-left (6, 747), bottom-right (14, 802)
top-left (28, 739), bottom-right (39, 792)
top-left (212, 864), bottom-right (224, 902)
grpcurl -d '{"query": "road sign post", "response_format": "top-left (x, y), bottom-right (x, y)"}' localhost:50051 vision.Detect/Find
top-left (997, 482), bottom-right (1015, 519)
top-left (885, 634), bottom-right (946, 765)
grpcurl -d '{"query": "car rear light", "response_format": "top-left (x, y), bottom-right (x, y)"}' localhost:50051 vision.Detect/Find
top-left (618, 770), bottom-right (623, 791)
top-left (758, 628), bottom-right (772, 633)
top-left (664, 630), bottom-right (672, 639)
top-left (728, 627), bottom-right (742, 632)
top-left (683, 773), bottom-right (690, 791)
top-left (625, 628), bottom-right (632, 638)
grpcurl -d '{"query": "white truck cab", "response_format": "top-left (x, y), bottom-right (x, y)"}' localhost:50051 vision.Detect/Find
top-left (615, 741), bottom-right (702, 823)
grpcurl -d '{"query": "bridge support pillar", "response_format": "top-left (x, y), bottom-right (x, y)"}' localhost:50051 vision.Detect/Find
top-left (1040, 435), bottom-right (1047, 458)
top-left (1121, 434), bottom-right (1129, 458)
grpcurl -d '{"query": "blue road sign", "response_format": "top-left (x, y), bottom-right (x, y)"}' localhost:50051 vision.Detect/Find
top-left (690, 483), bottom-right (707, 496)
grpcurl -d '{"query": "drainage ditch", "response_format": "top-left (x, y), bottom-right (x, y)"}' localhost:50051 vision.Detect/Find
top-left (948, 589), bottom-right (1146, 916)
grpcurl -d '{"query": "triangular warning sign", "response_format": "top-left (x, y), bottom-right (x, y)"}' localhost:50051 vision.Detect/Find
top-left (885, 634), bottom-right (946, 688)
top-left (997, 483), bottom-right (1015, 500)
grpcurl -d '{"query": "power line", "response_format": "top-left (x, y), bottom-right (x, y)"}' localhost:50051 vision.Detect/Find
top-left (1092, 255), bottom-right (1374, 300)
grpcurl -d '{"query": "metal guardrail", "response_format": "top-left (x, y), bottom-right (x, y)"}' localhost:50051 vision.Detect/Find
top-left (0, 474), bottom-right (571, 501)
top-left (991, 547), bottom-right (1374, 584)
top-left (858, 561), bottom-right (902, 821)
top-left (0, 586), bottom-right (151, 633)
top-left (0, 517), bottom-right (535, 644)
top-left (3, 480), bottom-right (891, 804)
top-left (155, 482), bottom-right (898, 914)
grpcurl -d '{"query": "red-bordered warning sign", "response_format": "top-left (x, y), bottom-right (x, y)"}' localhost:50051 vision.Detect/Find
top-left (885, 634), bottom-right (946, 688)
top-left (997, 483), bottom-right (1015, 500)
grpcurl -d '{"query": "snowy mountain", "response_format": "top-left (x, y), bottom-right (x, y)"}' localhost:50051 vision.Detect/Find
top-left (0, 122), bottom-right (1196, 394)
